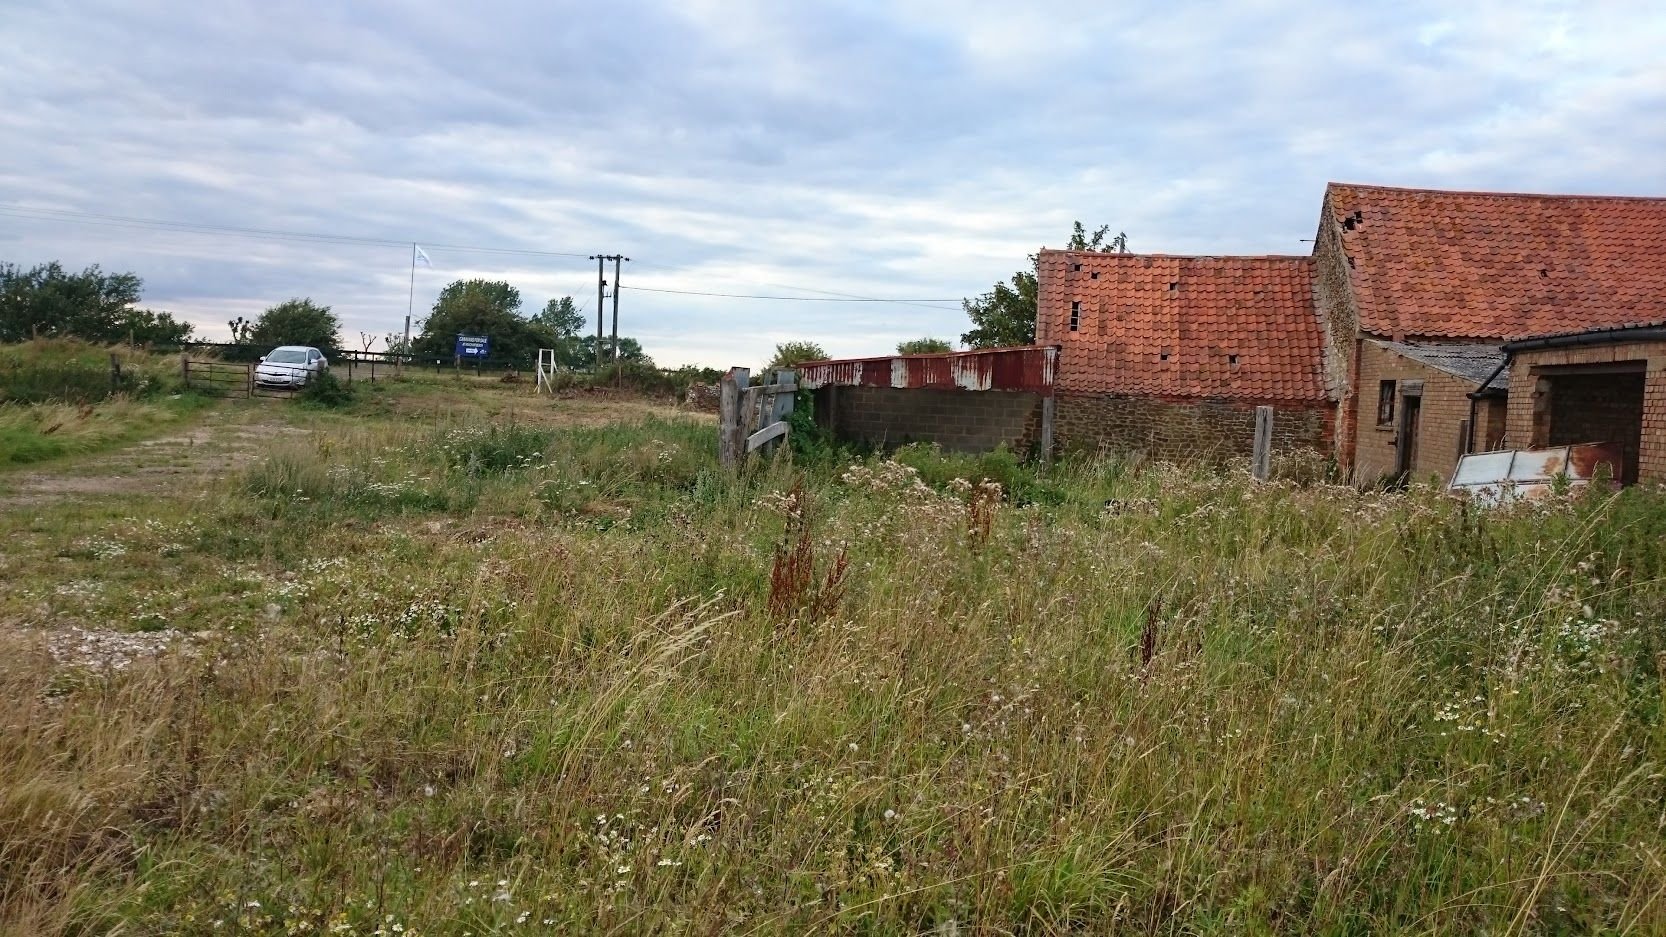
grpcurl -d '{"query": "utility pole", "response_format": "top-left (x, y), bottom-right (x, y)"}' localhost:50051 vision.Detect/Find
top-left (610, 255), bottom-right (630, 369)
top-left (589, 255), bottom-right (607, 374)
top-left (589, 254), bottom-right (628, 375)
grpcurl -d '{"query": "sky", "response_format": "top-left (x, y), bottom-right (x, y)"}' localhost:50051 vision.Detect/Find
top-left (2, 1), bottom-right (1663, 368)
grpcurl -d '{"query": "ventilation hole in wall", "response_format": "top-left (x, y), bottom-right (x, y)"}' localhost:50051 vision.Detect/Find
top-left (1539, 268), bottom-right (1549, 278)
top-left (1090, 271), bottom-right (1099, 279)
top-left (1343, 216), bottom-right (1356, 231)
top-left (1072, 263), bottom-right (1082, 272)
top-left (1159, 351), bottom-right (1170, 362)
top-left (1168, 282), bottom-right (1178, 292)
top-left (1228, 354), bottom-right (1239, 365)
top-left (1346, 255), bottom-right (1356, 269)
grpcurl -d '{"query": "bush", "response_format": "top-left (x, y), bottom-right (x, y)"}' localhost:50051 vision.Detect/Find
top-left (297, 370), bottom-right (355, 408)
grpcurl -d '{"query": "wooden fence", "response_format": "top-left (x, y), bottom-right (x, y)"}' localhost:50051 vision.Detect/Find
top-left (718, 368), bottom-right (796, 470)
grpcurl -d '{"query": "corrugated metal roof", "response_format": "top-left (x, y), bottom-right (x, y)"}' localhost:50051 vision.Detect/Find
top-left (798, 345), bottom-right (1057, 395)
top-left (1369, 339), bottom-right (1508, 388)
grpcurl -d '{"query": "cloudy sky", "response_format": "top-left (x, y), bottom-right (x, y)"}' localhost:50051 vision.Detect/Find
top-left (3, 1), bottom-right (1663, 367)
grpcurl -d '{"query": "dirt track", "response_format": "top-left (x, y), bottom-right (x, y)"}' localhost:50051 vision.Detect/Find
top-left (0, 403), bottom-right (303, 509)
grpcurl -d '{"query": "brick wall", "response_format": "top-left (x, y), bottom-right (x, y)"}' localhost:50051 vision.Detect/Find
top-left (1054, 393), bottom-right (1329, 461)
top-left (1352, 341), bottom-right (1489, 484)
top-left (815, 385), bottom-right (1044, 454)
top-left (1505, 340), bottom-right (1666, 484)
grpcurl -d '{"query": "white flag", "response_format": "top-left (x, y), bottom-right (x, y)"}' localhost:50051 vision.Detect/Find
top-left (414, 244), bottom-right (431, 267)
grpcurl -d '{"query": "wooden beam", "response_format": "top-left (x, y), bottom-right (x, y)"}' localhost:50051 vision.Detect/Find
top-left (746, 421), bottom-right (789, 452)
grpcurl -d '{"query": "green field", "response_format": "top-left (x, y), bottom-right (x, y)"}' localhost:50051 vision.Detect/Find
top-left (2, 353), bottom-right (1664, 934)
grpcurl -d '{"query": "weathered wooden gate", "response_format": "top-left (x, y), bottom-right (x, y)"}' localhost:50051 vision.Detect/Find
top-left (718, 367), bottom-right (795, 470)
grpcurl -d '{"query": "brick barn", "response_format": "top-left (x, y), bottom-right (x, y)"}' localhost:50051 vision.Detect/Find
top-left (1033, 253), bottom-right (1331, 460)
top-left (1312, 183), bottom-right (1666, 482)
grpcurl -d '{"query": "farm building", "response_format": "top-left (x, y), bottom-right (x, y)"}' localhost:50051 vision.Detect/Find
top-left (798, 345), bottom-right (1057, 455)
top-left (1033, 253), bottom-right (1331, 459)
top-left (1312, 183), bottom-right (1666, 482)
top-left (1480, 322), bottom-right (1666, 485)
top-left (802, 182), bottom-right (1666, 478)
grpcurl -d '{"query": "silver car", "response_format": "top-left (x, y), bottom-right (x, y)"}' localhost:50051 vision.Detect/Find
top-left (255, 345), bottom-right (329, 387)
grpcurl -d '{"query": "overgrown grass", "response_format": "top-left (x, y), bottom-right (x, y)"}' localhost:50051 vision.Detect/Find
top-left (0, 394), bottom-right (213, 467)
top-left (3, 404), bottom-right (1665, 934)
top-left (0, 338), bottom-right (184, 404)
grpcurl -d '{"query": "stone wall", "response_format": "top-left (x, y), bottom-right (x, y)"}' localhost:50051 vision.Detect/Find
top-left (814, 385), bottom-right (1045, 455)
top-left (1310, 197), bottom-right (1361, 465)
top-left (1054, 393), bottom-right (1330, 461)
top-left (1505, 340), bottom-right (1666, 484)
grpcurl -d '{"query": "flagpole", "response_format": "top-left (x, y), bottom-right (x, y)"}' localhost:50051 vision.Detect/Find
top-left (402, 242), bottom-right (416, 376)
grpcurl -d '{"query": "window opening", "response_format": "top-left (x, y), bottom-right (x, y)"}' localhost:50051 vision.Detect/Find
top-left (1069, 301), bottom-right (1080, 332)
top-left (1377, 380), bottom-right (1396, 425)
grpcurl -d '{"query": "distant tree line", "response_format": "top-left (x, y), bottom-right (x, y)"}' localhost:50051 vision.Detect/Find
top-left (0, 262), bottom-right (650, 368)
top-left (0, 262), bottom-right (194, 345)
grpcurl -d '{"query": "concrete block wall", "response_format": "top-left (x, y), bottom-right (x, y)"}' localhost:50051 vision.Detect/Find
top-left (1054, 393), bottom-right (1329, 461)
top-left (1352, 341), bottom-right (1488, 484)
top-left (1505, 341), bottom-right (1666, 483)
top-left (815, 385), bottom-right (1045, 455)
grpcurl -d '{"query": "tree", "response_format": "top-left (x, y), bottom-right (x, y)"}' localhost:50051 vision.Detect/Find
top-left (534, 296), bottom-right (588, 367)
top-left (766, 341), bottom-right (828, 372)
top-left (574, 335), bottom-right (650, 370)
top-left (118, 307), bottom-right (194, 345)
top-left (0, 261), bottom-right (153, 343)
top-left (250, 298), bottom-right (342, 350)
top-left (897, 337), bottom-right (953, 355)
top-left (413, 279), bottom-right (555, 365)
top-left (960, 222), bottom-right (1128, 349)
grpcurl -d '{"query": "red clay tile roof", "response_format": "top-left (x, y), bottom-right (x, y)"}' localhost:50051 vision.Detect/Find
top-left (1036, 252), bottom-right (1326, 401)
top-left (1326, 183), bottom-right (1666, 340)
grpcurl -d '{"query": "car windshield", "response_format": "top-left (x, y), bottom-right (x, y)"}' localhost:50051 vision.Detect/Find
top-left (266, 349), bottom-right (308, 364)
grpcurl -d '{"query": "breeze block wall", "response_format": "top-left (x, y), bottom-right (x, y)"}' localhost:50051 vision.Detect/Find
top-left (814, 386), bottom-right (1045, 455)
top-left (1054, 393), bottom-right (1330, 462)
top-left (1505, 340), bottom-right (1666, 484)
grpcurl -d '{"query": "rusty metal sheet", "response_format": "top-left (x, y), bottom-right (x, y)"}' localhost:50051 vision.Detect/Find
top-left (798, 345), bottom-right (1058, 395)
top-left (1448, 441), bottom-right (1624, 506)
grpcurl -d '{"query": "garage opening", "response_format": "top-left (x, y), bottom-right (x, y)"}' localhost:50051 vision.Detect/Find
top-left (1531, 363), bottom-right (1646, 484)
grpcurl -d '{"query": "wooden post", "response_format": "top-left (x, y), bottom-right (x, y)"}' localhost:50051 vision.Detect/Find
top-left (719, 367), bottom-right (749, 470)
top-left (110, 353), bottom-right (122, 393)
top-left (1040, 395), bottom-right (1056, 463)
top-left (1251, 405), bottom-right (1274, 481)
top-left (180, 353), bottom-right (190, 389)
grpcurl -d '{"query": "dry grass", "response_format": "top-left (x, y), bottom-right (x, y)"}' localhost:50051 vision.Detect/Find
top-left (1, 395), bottom-right (1664, 934)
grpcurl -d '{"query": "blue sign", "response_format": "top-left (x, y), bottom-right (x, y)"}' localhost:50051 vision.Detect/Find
top-left (454, 335), bottom-right (490, 358)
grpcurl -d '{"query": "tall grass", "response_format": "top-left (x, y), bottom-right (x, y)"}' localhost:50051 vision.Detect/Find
top-left (3, 411), bottom-right (1664, 934)
top-left (0, 338), bottom-right (183, 404)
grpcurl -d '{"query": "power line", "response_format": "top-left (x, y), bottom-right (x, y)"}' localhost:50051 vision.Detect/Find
top-left (624, 284), bottom-right (961, 305)
top-left (0, 204), bottom-right (593, 258)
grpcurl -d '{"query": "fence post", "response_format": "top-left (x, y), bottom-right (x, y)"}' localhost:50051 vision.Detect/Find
top-left (180, 353), bottom-right (190, 389)
top-left (719, 367), bottom-right (749, 471)
top-left (110, 353), bottom-right (122, 393)
top-left (1251, 405), bottom-right (1274, 481)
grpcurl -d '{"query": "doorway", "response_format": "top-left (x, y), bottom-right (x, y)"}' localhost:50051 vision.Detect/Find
top-left (1533, 364), bottom-right (1646, 484)
top-left (1394, 387), bottom-right (1423, 479)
